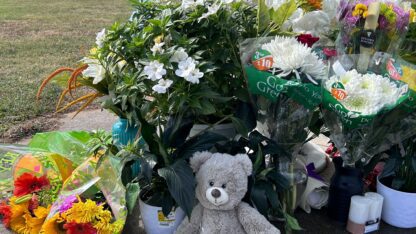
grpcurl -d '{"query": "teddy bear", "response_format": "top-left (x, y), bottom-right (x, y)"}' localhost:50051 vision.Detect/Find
top-left (176, 151), bottom-right (281, 234)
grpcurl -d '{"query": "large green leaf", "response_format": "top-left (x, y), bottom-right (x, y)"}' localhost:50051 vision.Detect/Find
top-left (158, 160), bottom-right (196, 217)
top-left (257, 0), bottom-right (271, 34)
top-left (267, 170), bottom-right (290, 192)
top-left (162, 115), bottom-right (194, 148)
top-left (250, 181), bottom-right (269, 217)
top-left (271, 0), bottom-right (297, 27)
top-left (175, 132), bottom-right (227, 160)
top-left (284, 212), bottom-right (303, 231)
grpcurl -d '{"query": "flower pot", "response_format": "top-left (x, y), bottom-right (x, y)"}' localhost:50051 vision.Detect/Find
top-left (189, 123), bottom-right (236, 139)
top-left (377, 177), bottom-right (416, 228)
top-left (112, 118), bottom-right (143, 176)
top-left (138, 195), bottom-right (185, 234)
top-left (112, 118), bottom-right (140, 146)
top-left (327, 158), bottom-right (364, 223)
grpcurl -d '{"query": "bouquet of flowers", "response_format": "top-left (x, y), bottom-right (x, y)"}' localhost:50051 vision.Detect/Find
top-left (321, 54), bottom-right (416, 222)
top-left (338, 0), bottom-right (412, 55)
top-left (322, 54), bottom-right (416, 167)
top-left (41, 155), bottom-right (126, 234)
top-left (240, 35), bottom-right (327, 228)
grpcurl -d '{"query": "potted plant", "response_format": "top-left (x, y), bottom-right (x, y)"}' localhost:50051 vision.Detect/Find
top-left (377, 137), bottom-right (416, 228)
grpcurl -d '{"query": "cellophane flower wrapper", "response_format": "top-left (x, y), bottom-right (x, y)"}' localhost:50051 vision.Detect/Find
top-left (0, 131), bottom-right (93, 232)
top-left (43, 155), bottom-right (127, 234)
top-left (322, 54), bottom-right (416, 167)
top-left (240, 36), bottom-right (326, 155)
top-left (337, 0), bottom-right (411, 55)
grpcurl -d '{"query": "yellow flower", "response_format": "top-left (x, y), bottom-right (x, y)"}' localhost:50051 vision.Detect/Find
top-left (40, 213), bottom-right (66, 234)
top-left (12, 205), bottom-right (50, 234)
top-left (9, 196), bottom-right (29, 233)
top-left (352, 3), bottom-right (368, 17)
top-left (90, 47), bottom-right (98, 56)
top-left (62, 199), bottom-right (104, 223)
top-left (410, 9), bottom-right (415, 23)
top-left (401, 66), bottom-right (416, 91)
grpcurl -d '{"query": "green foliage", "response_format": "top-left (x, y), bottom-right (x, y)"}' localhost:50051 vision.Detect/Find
top-left (93, 0), bottom-right (258, 127)
top-left (380, 137), bottom-right (416, 193)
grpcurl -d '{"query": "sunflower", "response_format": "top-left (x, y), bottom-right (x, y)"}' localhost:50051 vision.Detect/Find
top-left (9, 196), bottom-right (29, 233)
top-left (40, 213), bottom-right (66, 234)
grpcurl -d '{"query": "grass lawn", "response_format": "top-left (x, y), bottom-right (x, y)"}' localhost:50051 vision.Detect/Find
top-left (0, 0), bottom-right (132, 137)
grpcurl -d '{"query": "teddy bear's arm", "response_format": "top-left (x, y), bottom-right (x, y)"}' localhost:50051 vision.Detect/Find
top-left (237, 202), bottom-right (281, 234)
top-left (175, 203), bottom-right (204, 234)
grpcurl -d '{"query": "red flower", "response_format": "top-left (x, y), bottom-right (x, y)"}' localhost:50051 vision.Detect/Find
top-left (0, 202), bottom-right (11, 228)
top-left (64, 222), bottom-right (97, 234)
top-left (323, 48), bottom-right (337, 58)
top-left (13, 173), bottom-right (50, 197)
top-left (296, 34), bottom-right (320, 48)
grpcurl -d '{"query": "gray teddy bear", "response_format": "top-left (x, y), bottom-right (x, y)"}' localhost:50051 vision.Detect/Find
top-left (176, 151), bottom-right (281, 234)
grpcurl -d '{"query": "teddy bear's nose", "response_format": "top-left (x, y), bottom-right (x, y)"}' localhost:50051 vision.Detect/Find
top-left (211, 189), bottom-right (221, 198)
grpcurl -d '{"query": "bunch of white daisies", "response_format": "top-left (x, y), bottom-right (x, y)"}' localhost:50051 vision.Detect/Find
top-left (326, 69), bottom-right (405, 115)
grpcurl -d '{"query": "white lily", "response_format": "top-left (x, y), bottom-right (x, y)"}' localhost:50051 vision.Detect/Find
top-left (96, 29), bottom-right (106, 48)
top-left (152, 79), bottom-right (173, 94)
top-left (170, 47), bottom-right (189, 63)
top-left (151, 42), bottom-right (165, 55)
top-left (144, 61), bottom-right (167, 81)
top-left (82, 58), bottom-right (106, 84)
top-left (181, 0), bottom-right (204, 10)
top-left (198, 3), bottom-right (221, 22)
top-left (175, 57), bottom-right (204, 84)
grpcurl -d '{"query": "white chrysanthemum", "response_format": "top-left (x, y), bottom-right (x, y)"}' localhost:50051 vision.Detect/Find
top-left (261, 36), bottom-right (326, 79)
top-left (82, 58), bottom-right (106, 84)
top-left (198, 3), bottom-right (221, 22)
top-left (144, 61), bottom-right (166, 81)
top-left (170, 47), bottom-right (189, 63)
top-left (325, 70), bottom-right (403, 115)
top-left (151, 42), bottom-right (165, 55)
top-left (181, 0), bottom-right (204, 10)
top-left (152, 79), bottom-right (173, 94)
top-left (175, 57), bottom-right (204, 84)
top-left (264, 0), bottom-right (286, 11)
top-left (96, 29), bottom-right (106, 48)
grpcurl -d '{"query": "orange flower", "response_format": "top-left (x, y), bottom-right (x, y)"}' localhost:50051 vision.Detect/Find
top-left (307, 0), bottom-right (321, 10)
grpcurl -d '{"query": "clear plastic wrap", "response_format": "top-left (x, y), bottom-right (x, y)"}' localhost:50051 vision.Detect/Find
top-left (322, 54), bottom-right (416, 167)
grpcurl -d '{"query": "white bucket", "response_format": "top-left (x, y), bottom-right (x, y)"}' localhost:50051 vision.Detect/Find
top-left (377, 177), bottom-right (416, 228)
top-left (139, 198), bottom-right (186, 234)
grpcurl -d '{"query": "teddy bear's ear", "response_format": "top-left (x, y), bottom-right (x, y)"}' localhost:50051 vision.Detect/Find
top-left (235, 154), bottom-right (253, 176)
top-left (190, 151), bottom-right (213, 172)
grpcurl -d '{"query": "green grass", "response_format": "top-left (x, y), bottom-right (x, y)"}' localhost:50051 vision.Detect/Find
top-left (0, 0), bottom-right (132, 135)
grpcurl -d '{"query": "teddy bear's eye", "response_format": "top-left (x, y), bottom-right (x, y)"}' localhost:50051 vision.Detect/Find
top-left (209, 181), bottom-right (214, 186)
top-left (221, 184), bottom-right (226, 189)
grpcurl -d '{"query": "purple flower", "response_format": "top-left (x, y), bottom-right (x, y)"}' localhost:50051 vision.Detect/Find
top-left (378, 15), bottom-right (389, 30)
top-left (59, 195), bottom-right (77, 213)
top-left (393, 5), bottom-right (409, 32)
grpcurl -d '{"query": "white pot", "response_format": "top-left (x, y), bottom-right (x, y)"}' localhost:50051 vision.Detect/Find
top-left (139, 198), bottom-right (185, 234)
top-left (189, 123), bottom-right (236, 139)
top-left (377, 177), bottom-right (416, 228)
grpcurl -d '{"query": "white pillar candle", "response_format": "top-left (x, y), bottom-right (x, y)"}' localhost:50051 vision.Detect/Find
top-left (349, 195), bottom-right (372, 224)
top-left (365, 192), bottom-right (383, 222)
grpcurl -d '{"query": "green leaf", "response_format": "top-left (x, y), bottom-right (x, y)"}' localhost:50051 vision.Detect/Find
top-left (267, 170), bottom-right (290, 192)
top-left (175, 132), bottom-right (227, 160)
top-left (250, 181), bottom-right (269, 217)
top-left (271, 0), bottom-right (297, 27)
top-left (391, 178), bottom-right (406, 191)
top-left (284, 212), bottom-right (303, 231)
top-left (231, 117), bottom-right (249, 137)
top-left (199, 100), bottom-right (216, 115)
top-left (158, 160), bottom-right (196, 218)
top-left (257, 0), bottom-right (271, 34)
top-left (253, 145), bottom-right (264, 174)
top-left (126, 183), bottom-right (140, 214)
top-left (162, 115), bottom-right (194, 148)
